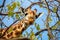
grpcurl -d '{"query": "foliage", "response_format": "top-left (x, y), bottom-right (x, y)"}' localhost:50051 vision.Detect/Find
top-left (53, 7), bottom-right (57, 13)
top-left (15, 14), bottom-right (20, 19)
top-left (34, 23), bottom-right (40, 31)
top-left (52, 26), bottom-right (57, 29)
top-left (7, 1), bottom-right (20, 17)
top-left (30, 32), bottom-right (38, 40)
top-left (8, 11), bottom-right (14, 17)
top-left (0, 0), bottom-right (60, 40)
top-left (40, 4), bottom-right (43, 7)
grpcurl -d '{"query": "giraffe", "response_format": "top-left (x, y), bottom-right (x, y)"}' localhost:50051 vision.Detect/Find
top-left (0, 8), bottom-right (42, 39)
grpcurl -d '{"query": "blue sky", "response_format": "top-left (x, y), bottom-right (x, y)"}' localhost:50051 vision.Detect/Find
top-left (0, 0), bottom-right (58, 40)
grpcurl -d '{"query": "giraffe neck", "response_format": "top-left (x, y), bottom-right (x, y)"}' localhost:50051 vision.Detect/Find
top-left (0, 8), bottom-right (37, 39)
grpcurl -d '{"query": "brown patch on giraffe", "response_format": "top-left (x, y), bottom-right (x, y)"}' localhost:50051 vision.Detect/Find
top-left (5, 32), bottom-right (12, 39)
top-left (18, 23), bottom-right (22, 29)
top-left (13, 26), bottom-right (16, 30)
top-left (10, 32), bottom-right (13, 35)
top-left (14, 30), bottom-right (21, 37)
top-left (7, 34), bottom-right (11, 38)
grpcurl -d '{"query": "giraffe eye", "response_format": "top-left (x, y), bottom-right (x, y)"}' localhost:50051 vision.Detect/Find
top-left (25, 13), bottom-right (28, 16)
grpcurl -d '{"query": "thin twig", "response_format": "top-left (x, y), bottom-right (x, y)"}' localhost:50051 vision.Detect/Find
top-left (0, 0), bottom-right (6, 8)
top-left (35, 27), bottom-right (60, 36)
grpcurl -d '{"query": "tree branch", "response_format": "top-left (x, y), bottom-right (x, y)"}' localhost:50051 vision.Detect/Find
top-left (56, 5), bottom-right (60, 21)
top-left (0, 12), bottom-right (21, 16)
top-left (0, 0), bottom-right (6, 8)
top-left (44, 0), bottom-right (54, 40)
top-left (35, 28), bottom-right (60, 36)
top-left (35, 21), bottom-right (60, 36)
top-left (25, 2), bottom-right (42, 9)
top-left (0, 2), bottom-right (42, 16)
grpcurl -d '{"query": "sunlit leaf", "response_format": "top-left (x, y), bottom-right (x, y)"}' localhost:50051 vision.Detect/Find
top-left (39, 34), bottom-right (42, 37)
top-left (36, 24), bottom-right (40, 31)
top-left (58, 21), bottom-right (60, 25)
top-left (52, 26), bottom-right (57, 29)
top-left (40, 4), bottom-right (43, 7)
top-left (53, 7), bottom-right (57, 13)
top-left (15, 14), bottom-right (20, 19)
top-left (30, 31), bottom-right (38, 40)
top-left (8, 11), bottom-right (14, 17)
top-left (7, 5), bottom-right (11, 10)
top-left (30, 32), bottom-right (34, 37)
top-left (17, 1), bottom-right (20, 7)
top-left (48, 17), bottom-right (52, 22)
top-left (11, 2), bottom-right (17, 10)
top-left (34, 23), bottom-right (40, 31)
top-left (7, 2), bottom-right (17, 11)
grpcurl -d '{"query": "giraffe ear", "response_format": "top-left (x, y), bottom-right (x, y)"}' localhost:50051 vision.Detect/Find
top-left (33, 9), bottom-right (37, 14)
top-left (25, 8), bottom-right (32, 15)
top-left (20, 7), bottom-right (25, 13)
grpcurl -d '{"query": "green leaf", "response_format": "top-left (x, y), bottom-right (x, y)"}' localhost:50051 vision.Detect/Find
top-left (34, 23), bottom-right (40, 31)
top-left (58, 21), bottom-right (60, 25)
top-left (7, 2), bottom-right (16, 11)
top-left (15, 14), bottom-right (20, 19)
top-left (30, 32), bottom-right (34, 37)
top-left (30, 32), bottom-right (38, 40)
top-left (36, 24), bottom-right (40, 31)
top-left (53, 7), bottom-right (57, 13)
top-left (39, 34), bottom-right (42, 37)
top-left (8, 11), bottom-right (14, 17)
top-left (11, 2), bottom-right (16, 10)
top-left (17, 1), bottom-right (20, 7)
top-left (7, 5), bottom-right (11, 10)
top-left (40, 4), bottom-right (43, 7)
top-left (52, 26), bottom-right (57, 29)
top-left (48, 17), bottom-right (52, 22)
top-left (34, 23), bottom-right (36, 26)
